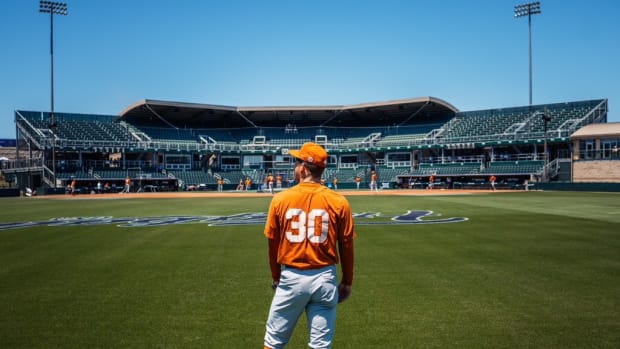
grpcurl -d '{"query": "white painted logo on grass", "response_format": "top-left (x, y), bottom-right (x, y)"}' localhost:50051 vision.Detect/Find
top-left (0, 210), bottom-right (467, 231)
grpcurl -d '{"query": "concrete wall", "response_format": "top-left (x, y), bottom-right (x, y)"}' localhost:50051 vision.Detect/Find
top-left (573, 160), bottom-right (620, 183)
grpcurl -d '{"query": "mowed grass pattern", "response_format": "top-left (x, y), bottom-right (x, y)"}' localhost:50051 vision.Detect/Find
top-left (0, 192), bottom-right (618, 348)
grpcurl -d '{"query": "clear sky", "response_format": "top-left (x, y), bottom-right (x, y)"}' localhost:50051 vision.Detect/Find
top-left (1, 0), bottom-right (618, 139)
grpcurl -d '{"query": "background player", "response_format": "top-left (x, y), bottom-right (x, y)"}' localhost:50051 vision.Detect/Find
top-left (489, 174), bottom-right (497, 191)
top-left (370, 170), bottom-right (378, 192)
top-left (263, 142), bottom-right (356, 349)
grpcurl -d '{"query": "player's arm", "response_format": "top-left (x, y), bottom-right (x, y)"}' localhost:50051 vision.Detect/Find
top-left (338, 239), bottom-right (354, 303)
top-left (267, 237), bottom-right (281, 286)
top-left (264, 199), bottom-right (282, 289)
top-left (337, 204), bottom-right (356, 303)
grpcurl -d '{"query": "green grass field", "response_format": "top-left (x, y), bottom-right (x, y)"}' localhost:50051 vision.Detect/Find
top-left (0, 191), bottom-right (619, 348)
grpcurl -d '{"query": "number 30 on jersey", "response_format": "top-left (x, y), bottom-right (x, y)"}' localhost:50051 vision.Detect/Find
top-left (285, 208), bottom-right (328, 244)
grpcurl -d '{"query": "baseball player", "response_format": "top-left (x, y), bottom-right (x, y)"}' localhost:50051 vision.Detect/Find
top-left (266, 173), bottom-right (274, 194)
top-left (489, 174), bottom-right (497, 191)
top-left (263, 142), bottom-right (356, 349)
top-left (370, 171), bottom-right (378, 192)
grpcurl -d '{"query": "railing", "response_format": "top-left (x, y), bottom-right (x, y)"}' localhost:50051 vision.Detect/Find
top-left (386, 161), bottom-right (412, 168)
top-left (42, 165), bottom-right (55, 187)
top-left (13, 100), bottom-right (608, 156)
top-left (546, 158), bottom-right (561, 179)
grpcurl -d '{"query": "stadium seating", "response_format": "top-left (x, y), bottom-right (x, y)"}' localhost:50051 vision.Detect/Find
top-left (438, 100), bottom-right (604, 144)
top-left (481, 160), bottom-right (544, 175)
top-left (409, 162), bottom-right (482, 176)
top-left (11, 98), bottom-right (606, 192)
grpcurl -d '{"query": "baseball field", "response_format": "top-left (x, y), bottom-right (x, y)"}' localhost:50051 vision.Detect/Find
top-left (0, 190), bottom-right (618, 348)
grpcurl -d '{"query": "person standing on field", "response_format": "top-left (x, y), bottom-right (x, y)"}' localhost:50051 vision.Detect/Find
top-left (122, 176), bottom-right (131, 193)
top-left (266, 173), bottom-right (275, 194)
top-left (370, 170), bottom-right (378, 192)
top-left (276, 174), bottom-right (283, 189)
top-left (263, 142), bottom-right (356, 349)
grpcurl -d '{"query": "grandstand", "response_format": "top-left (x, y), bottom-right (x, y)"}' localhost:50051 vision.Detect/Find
top-left (4, 96), bottom-right (609, 193)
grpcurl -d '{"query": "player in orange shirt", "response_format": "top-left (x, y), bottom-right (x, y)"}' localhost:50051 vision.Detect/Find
top-left (266, 173), bottom-right (274, 194)
top-left (70, 178), bottom-right (77, 195)
top-left (122, 176), bottom-right (131, 193)
top-left (489, 174), bottom-right (497, 191)
top-left (245, 177), bottom-right (252, 191)
top-left (427, 174), bottom-right (435, 190)
top-left (263, 142), bottom-right (356, 349)
top-left (276, 174), bottom-right (282, 189)
top-left (370, 171), bottom-right (378, 192)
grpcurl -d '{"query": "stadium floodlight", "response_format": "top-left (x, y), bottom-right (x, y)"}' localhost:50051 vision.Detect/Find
top-left (39, 0), bottom-right (67, 188)
top-left (541, 107), bottom-right (551, 181)
top-left (514, 1), bottom-right (541, 106)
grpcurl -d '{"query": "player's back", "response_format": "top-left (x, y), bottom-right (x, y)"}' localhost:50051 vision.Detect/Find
top-left (266, 182), bottom-right (352, 269)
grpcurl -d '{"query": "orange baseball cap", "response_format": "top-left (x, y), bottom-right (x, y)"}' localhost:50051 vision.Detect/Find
top-left (289, 142), bottom-right (328, 168)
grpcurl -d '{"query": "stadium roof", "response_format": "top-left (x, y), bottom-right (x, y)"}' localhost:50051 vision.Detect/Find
top-left (119, 96), bottom-right (459, 129)
top-left (571, 122), bottom-right (620, 138)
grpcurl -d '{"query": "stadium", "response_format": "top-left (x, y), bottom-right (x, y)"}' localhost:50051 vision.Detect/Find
top-left (1, 2), bottom-right (619, 348)
top-left (2, 96), bottom-right (617, 195)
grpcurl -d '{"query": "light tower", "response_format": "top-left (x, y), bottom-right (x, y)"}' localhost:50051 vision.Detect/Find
top-left (39, 0), bottom-right (67, 187)
top-left (514, 1), bottom-right (541, 106)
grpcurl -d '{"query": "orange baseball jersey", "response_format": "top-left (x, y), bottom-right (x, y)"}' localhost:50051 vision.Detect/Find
top-left (264, 182), bottom-right (356, 271)
top-left (371, 173), bottom-right (377, 181)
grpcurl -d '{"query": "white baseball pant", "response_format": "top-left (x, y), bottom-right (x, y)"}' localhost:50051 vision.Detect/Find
top-left (264, 265), bottom-right (339, 349)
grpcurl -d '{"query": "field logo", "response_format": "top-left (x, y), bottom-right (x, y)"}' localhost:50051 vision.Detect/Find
top-left (0, 210), bottom-right (467, 231)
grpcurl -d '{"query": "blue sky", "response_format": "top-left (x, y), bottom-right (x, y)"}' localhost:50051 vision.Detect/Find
top-left (1, 0), bottom-right (618, 139)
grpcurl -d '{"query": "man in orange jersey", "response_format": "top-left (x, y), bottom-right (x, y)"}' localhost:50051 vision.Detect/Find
top-left (276, 174), bottom-right (283, 189)
top-left (263, 142), bottom-right (356, 349)
top-left (266, 173), bottom-right (274, 194)
top-left (370, 170), bottom-right (378, 192)
top-left (489, 174), bottom-right (497, 191)
top-left (122, 176), bottom-right (131, 193)
top-left (427, 174), bottom-right (435, 190)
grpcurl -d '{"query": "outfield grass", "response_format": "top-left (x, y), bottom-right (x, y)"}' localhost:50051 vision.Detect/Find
top-left (0, 191), bottom-right (619, 348)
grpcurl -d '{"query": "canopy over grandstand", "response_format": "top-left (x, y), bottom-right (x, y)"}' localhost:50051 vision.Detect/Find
top-left (119, 97), bottom-right (459, 129)
top-left (8, 95), bottom-right (611, 193)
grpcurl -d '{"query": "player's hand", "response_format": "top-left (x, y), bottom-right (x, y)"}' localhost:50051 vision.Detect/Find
top-left (271, 280), bottom-right (279, 291)
top-left (338, 283), bottom-right (352, 303)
